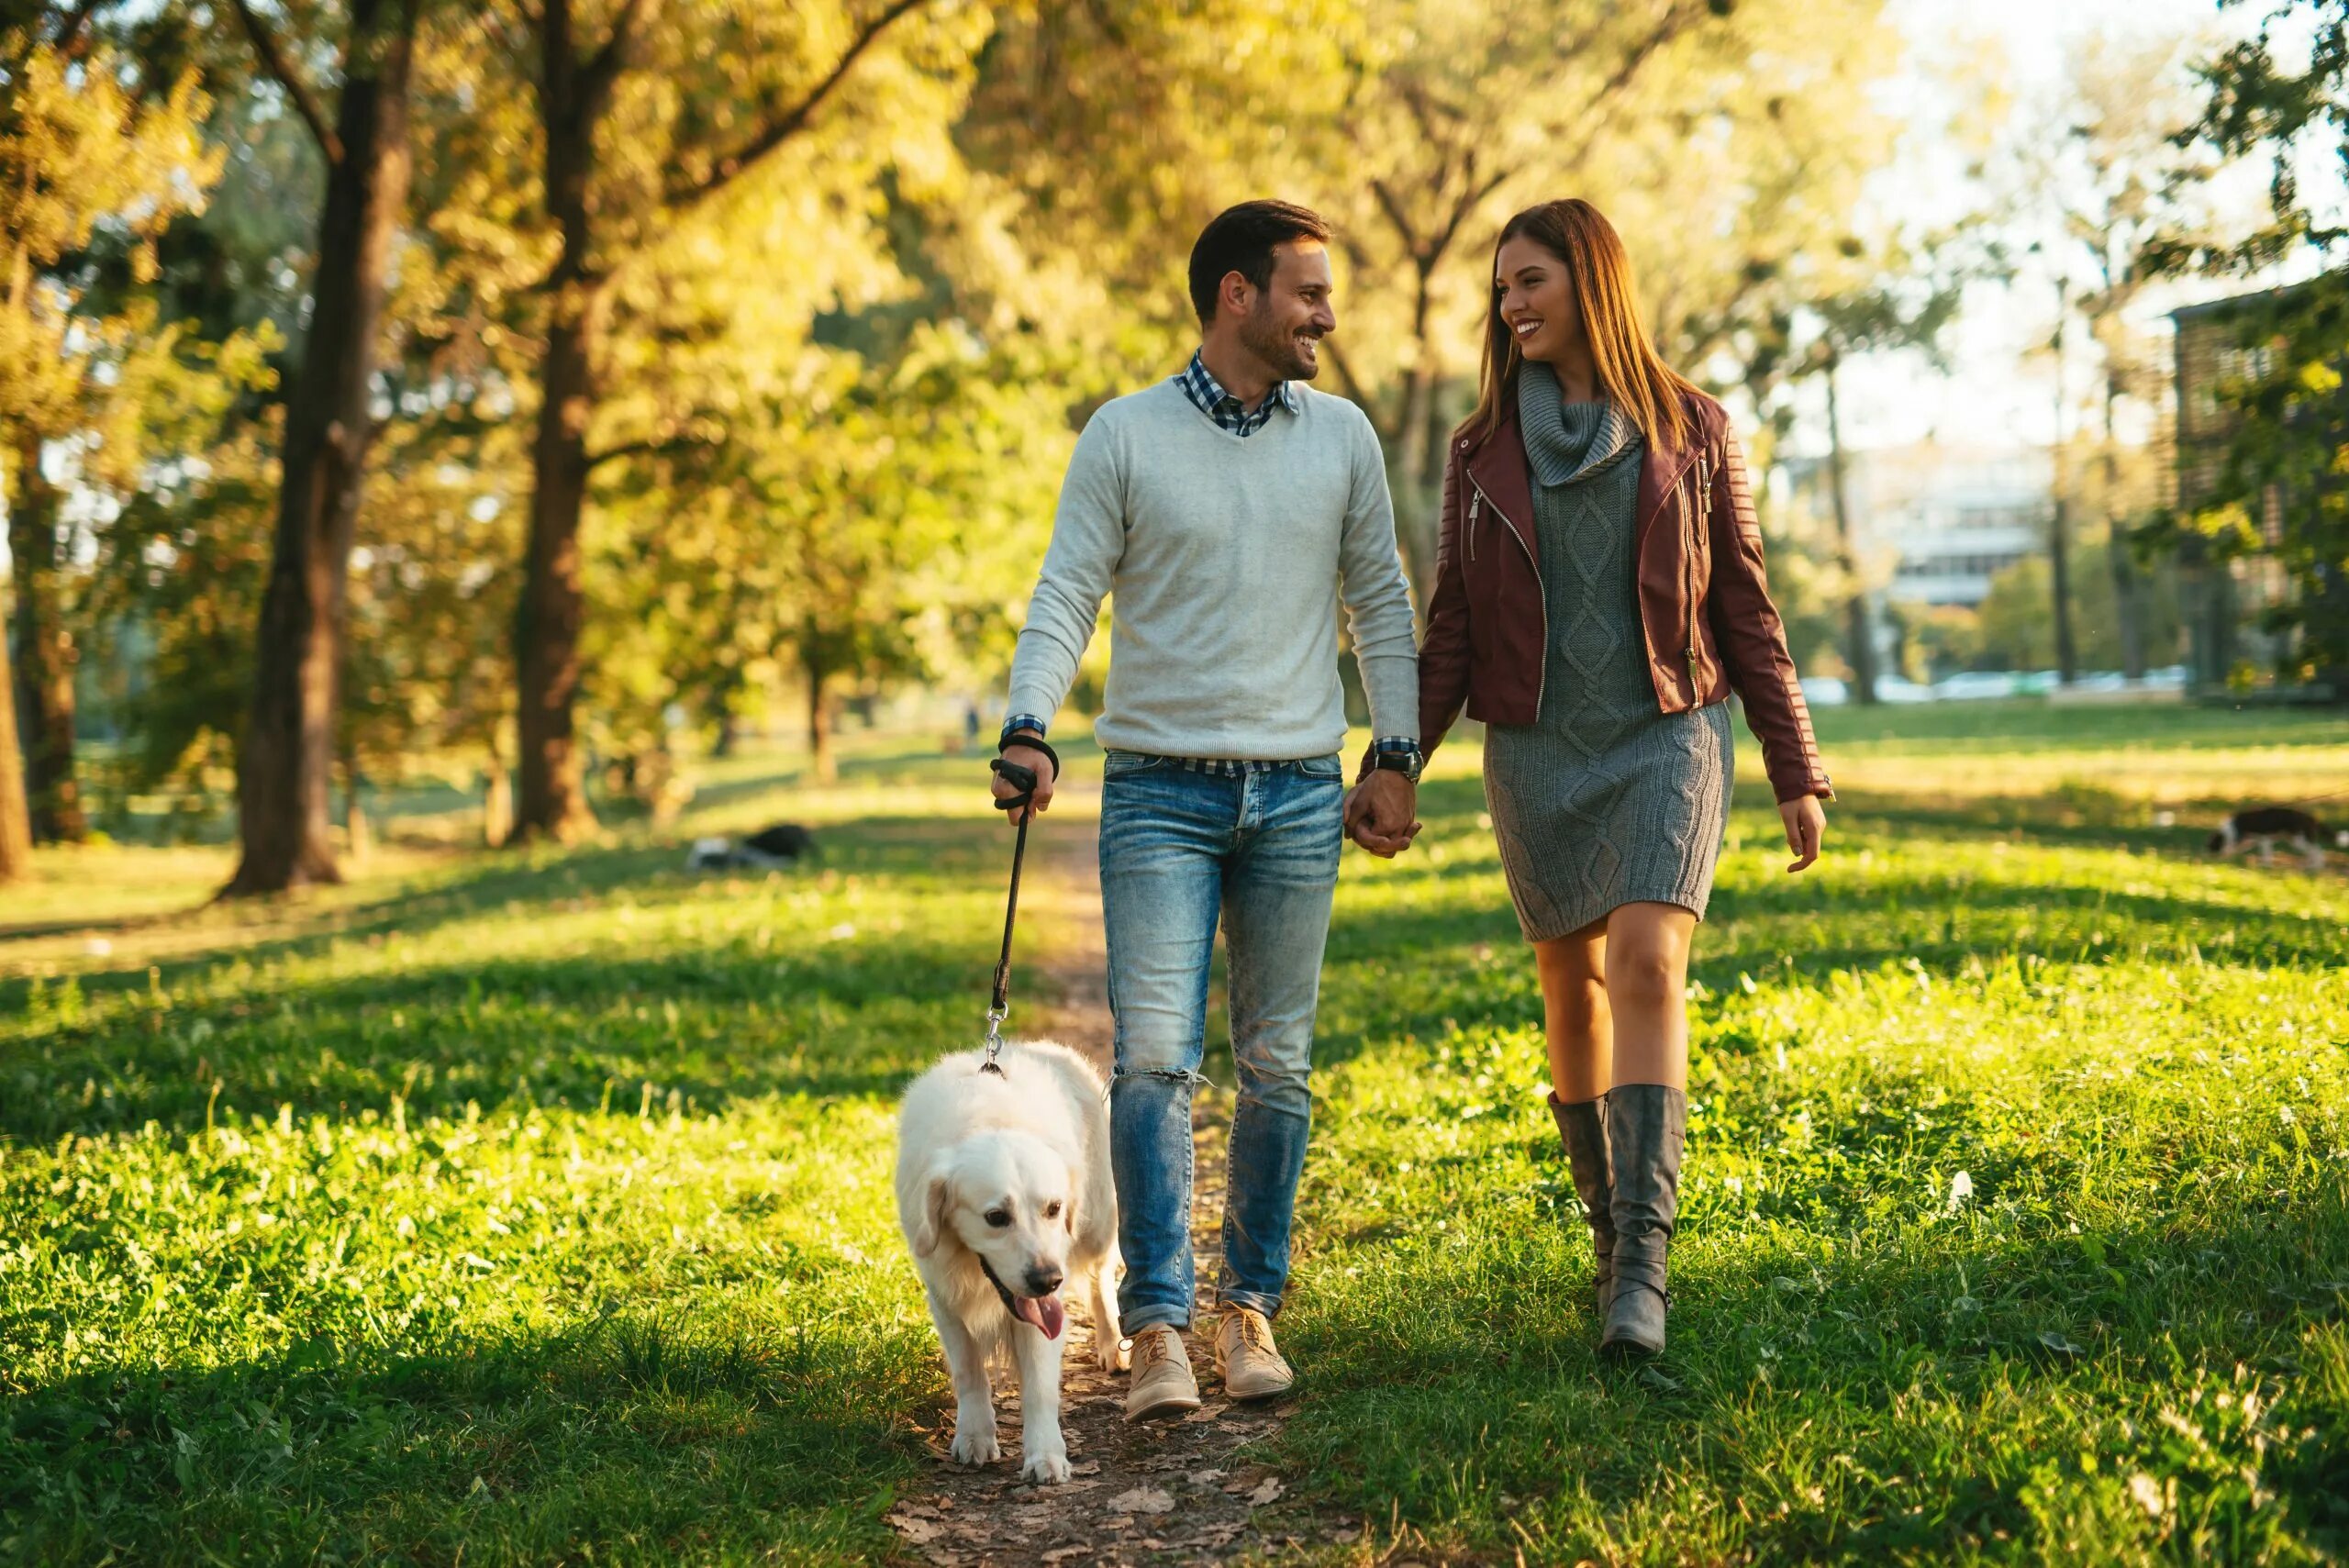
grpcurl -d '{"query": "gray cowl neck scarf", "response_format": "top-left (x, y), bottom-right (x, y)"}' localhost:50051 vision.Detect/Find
top-left (1518, 361), bottom-right (1642, 487)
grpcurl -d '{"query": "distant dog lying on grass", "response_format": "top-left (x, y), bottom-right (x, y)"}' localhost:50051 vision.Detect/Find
top-left (2207, 806), bottom-right (2344, 870)
top-left (895, 1040), bottom-right (1123, 1485)
top-left (684, 823), bottom-right (817, 870)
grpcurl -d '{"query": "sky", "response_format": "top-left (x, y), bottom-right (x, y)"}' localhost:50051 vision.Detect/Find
top-left (1794, 0), bottom-right (2301, 460)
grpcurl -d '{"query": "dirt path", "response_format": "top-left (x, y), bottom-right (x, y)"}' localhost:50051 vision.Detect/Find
top-left (887, 786), bottom-right (1354, 1566)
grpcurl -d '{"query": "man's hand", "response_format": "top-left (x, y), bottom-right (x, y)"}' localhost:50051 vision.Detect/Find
top-left (1779, 794), bottom-right (1825, 873)
top-left (993, 739), bottom-right (1057, 825)
top-left (1344, 770), bottom-right (1420, 858)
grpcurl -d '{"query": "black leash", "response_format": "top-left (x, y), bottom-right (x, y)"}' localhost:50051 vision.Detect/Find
top-left (981, 755), bottom-right (1041, 1076)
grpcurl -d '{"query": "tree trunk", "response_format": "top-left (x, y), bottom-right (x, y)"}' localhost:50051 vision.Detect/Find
top-left (2049, 305), bottom-right (2076, 684)
top-left (7, 428), bottom-right (83, 842)
top-left (512, 296), bottom-right (598, 841)
top-left (483, 742), bottom-right (514, 847)
top-left (0, 576), bottom-right (32, 884)
top-left (806, 654), bottom-right (835, 784)
top-left (1392, 267), bottom-right (1440, 617)
top-left (1822, 356), bottom-right (1878, 704)
top-left (345, 763), bottom-right (371, 866)
top-left (2103, 381), bottom-right (2145, 680)
top-left (512, 0), bottom-right (607, 845)
top-left (2050, 494), bottom-right (2077, 683)
top-left (226, 0), bottom-right (417, 896)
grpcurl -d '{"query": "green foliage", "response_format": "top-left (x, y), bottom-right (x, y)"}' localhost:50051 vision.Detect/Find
top-left (1976, 541), bottom-right (2186, 673)
top-left (2165, 3), bottom-right (2349, 679)
top-left (4, 709), bottom-right (2346, 1561)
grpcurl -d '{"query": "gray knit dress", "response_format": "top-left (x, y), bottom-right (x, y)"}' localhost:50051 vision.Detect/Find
top-left (1483, 363), bottom-right (1733, 942)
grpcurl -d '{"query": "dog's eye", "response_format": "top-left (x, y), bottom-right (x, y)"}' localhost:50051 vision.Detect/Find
top-left (1043, 1202), bottom-right (1063, 1218)
top-left (984, 1208), bottom-right (1011, 1228)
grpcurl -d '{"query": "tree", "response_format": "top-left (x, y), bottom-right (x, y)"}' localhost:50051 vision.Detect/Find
top-left (2162, 0), bottom-right (2349, 695)
top-left (481, 0), bottom-right (981, 842)
top-left (1297, 0), bottom-right (1910, 600)
top-left (222, 0), bottom-right (425, 893)
top-left (1781, 279), bottom-right (1964, 704)
top-left (0, 20), bottom-right (223, 844)
top-left (2023, 29), bottom-right (2223, 682)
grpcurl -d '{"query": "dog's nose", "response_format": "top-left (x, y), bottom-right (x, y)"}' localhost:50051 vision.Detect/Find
top-left (1026, 1266), bottom-right (1063, 1297)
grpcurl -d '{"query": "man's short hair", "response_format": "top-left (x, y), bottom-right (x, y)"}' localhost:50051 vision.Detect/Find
top-left (1187, 200), bottom-right (1332, 325)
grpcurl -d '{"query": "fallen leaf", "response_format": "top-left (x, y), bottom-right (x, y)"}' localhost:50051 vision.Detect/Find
top-left (888, 1511), bottom-right (946, 1544)
top-left (1181, 1402), bottom-right (1230, 1424)
top-left (1070, 1460), bottom-right (1102, 1476)
top-left (1108, 1485), bottom-right (1177, 1515)
top-left (1186, 1468), bottom-right (1228, 1487)
top-left (1248, 1476), bottom-right (1285, 1506)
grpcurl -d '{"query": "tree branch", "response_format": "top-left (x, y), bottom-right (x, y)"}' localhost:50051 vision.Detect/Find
top-left (663, 0), bottom-right (930, 213)
top-left (228, 0), bottom-right (344, 164)
top-left (1320, 339), bottom-right (1397, 446)
top-left (584, 430), bottom-right (717, 473)
top-left (584, 0), bottom-right (651, 95)
top-left (1368, 176), bottom-right (1422, 259)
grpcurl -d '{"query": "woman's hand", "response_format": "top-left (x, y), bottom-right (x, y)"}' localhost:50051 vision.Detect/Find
top-left (1778, 795), bottom-right (1825, 873)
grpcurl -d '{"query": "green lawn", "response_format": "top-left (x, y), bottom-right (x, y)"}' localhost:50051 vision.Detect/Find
top-left (3, 705), bottom-right (2346, 1564)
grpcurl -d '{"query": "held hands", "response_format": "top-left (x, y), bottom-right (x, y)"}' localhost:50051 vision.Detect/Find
top-left (1779, 795), bottom-right (1826, 873)
top-left (993, 740), bottom-right (1057, 825)
top-left (1343, 770), bottom-right (1421, 858)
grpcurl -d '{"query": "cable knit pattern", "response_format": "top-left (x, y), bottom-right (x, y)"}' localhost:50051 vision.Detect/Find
top-left (1484, 363), bottom-right (1732, 941)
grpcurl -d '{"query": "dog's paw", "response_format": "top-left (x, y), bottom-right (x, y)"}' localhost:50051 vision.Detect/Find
top-left (1097, 1335), bottom-right (1130, 1374)
top-left (950, 1425), bottom-right (1002, 1465)
top-left (1021, 1445), bottom-right (1072, 1485)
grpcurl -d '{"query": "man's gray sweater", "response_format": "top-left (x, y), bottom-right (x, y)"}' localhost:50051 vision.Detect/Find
top-left (1005, 379), bottom-right (1419, 759)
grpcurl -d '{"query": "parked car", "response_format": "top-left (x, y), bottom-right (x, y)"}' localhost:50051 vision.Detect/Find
top-left (1935, 672), bottom-right (2022, 701)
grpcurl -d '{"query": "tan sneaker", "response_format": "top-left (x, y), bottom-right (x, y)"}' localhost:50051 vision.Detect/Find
top-left (1214, 1307), bottom-right (1295, 1401)
top-left (1124, 1326), bottom-right (1202, 1422)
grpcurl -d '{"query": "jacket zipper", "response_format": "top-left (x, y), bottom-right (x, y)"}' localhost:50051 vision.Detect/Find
top-left (1466, 487), bottom-right (1479, 562)
top-left (1685, 453), bottom-right (1706, 695)
top-left (1469, 474), bottom-right (1544, 716)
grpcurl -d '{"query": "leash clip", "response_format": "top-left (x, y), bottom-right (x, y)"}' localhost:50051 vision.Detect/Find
top-left (980, 1006), bottom-right (1008, 1075)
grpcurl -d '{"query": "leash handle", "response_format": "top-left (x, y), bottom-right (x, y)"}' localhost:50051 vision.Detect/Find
top-left (991, 756), bottom-right (1038, 811)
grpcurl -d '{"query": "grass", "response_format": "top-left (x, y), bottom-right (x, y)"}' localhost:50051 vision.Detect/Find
top-left (3, 704), bottom-right (2346, 1563)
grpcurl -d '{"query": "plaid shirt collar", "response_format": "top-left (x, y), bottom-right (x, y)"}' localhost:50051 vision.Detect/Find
top-left (1174, 350), bottom-right (1299, 437)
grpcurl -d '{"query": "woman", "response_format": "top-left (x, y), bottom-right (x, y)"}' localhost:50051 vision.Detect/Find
top-left (1364, 199), bottom-right (1831, 1357)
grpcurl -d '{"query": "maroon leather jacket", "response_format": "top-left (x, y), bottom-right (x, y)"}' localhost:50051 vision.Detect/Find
top-left (1395, 387), bottom-right (1831, 803)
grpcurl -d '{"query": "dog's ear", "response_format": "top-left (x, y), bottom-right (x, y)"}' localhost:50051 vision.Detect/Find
top-left (910, 1169), bottom-right (954, 1257)
top-left (1060, 1185), bottom-right (1078, 1238)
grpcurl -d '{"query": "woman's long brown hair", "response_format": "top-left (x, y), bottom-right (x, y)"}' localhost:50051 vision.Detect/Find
top-left (1458, 199), bottom-right (1700, 453)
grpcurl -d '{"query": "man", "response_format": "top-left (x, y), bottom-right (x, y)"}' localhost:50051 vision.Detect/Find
top-left (991, 200), bottom-right (1421, 1420)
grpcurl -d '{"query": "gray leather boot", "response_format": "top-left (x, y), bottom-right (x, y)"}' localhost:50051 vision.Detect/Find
top-left (1546, 1092), bottom-right (1616, 1312)
top-left (1600, 1083), bottom-right (1687, 1359)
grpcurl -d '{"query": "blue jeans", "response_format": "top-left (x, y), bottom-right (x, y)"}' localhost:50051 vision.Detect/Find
top-left (1098, 751), bottom-right (1344, 1331)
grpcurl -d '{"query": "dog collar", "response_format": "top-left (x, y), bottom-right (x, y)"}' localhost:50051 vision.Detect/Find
top-left (976, 1255), bottom-right (1019, 1319)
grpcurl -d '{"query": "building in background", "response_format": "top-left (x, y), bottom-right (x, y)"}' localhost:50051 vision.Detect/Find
top-left (1779, 443), bottom-right (2052, 682)
top-left (2171, 287), bottom-right (2311, 695)
top-left (1784, 442), bottom-right (2050, 606)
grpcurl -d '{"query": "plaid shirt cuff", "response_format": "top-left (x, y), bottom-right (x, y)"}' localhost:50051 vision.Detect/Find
top-left (1000, 715), bottom-right (1051, 748)
top-left (1371, 737), bottom-right (1419, 755)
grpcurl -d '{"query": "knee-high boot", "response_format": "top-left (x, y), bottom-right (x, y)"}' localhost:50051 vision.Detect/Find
top-left (1546, 1092), bottom-right (1615, 1313)
top-left (1600, 1083), bottom-right (1686, 1358)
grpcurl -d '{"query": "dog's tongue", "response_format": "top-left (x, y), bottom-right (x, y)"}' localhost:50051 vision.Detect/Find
top-left (1013, 1293), bottom-right (1066, 1340)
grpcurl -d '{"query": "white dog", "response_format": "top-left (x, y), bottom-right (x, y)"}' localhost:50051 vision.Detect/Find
top-left (896, 1040), bottom-right (1123, 1484)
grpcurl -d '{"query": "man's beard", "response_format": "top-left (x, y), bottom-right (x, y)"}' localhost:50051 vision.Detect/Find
top-left (1240, 304), bottom-right (1320, 382)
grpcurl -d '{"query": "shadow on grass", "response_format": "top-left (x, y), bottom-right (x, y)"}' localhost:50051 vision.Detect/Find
top-left (3, 811), bottom-right (999, 1001)
top-left (0, 1304), bottom-right (930, 1564)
